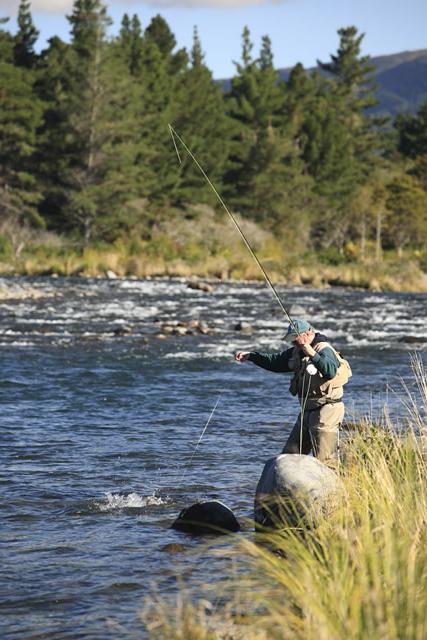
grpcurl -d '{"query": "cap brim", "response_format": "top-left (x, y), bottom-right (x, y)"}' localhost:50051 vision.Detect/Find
top-left (283, 333), bottom-right (297, 342)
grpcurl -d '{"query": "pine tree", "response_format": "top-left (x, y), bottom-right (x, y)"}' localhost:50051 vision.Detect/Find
top-left (144, 14), bottom-right (187, 75)
top-left (68, 1), bottom-right (140, 241)
top-left (317, 26), bottom-right (384, 176)
top-left (318, 27), bottom-right (376, 103)
top-left (119, 15), bottom-right (189, 206)
top-left (224, 27), bottom-right (288, 223)
top-left (301, 85), bottom-right (355, 199)
top-left (299, 27), bottom-right (388, 250)
top-left (170, 27), bottom-right (230, 205)
top-left (245, 37), bottom-right (306, 228)
top-left (223, 27), bottom-right (255, 208)
top-left (38, 1), bottom-right (141, 242)
top-left (284, 63), bottom-right (317, 130)
top-left (35, 36), bottom-right (73, 230)
top-left (396, 101), bottom-right (427, 158)
top-left (13, 0), bottom-right (39, 68)
top-left (118, 13), bottom-right (143, 76)
top-left (144, 14), bottom-right (175, 57)
top-left (0, 19), bottom-right (44, 226)
top-left (0, 17), bottom-right (13, 62)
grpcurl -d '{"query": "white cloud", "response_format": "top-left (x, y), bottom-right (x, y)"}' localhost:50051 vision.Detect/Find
top-left (0, 0), bottom-right (71, 14)
top-left (0, 0), bottom-right (284, 15)
top-left (140, 0), bottom-right (284, 5)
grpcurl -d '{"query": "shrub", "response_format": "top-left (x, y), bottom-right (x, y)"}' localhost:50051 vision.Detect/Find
top-left (317, 247), bottom-right (352, 266)
top-left (0, 234), bottom-right (12, 257)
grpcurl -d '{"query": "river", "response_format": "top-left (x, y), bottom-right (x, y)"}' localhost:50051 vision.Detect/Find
top-left (1, 276), bottom-right (426, 638)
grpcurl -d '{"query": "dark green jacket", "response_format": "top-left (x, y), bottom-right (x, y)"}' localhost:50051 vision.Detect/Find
top-left (248, 333), bottom-right (339, 380)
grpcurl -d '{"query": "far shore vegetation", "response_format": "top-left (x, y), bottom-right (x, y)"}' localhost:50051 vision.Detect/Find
top-left (1, 2), bottom-right (427, 292)
top-left (1, 206), bottom-right (427, 292)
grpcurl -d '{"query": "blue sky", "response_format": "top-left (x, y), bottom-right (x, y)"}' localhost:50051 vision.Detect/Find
top-left (2, 0), bottom-right (427, 78)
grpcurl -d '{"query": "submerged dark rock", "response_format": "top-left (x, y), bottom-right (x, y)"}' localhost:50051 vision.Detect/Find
top-left (172, 500), bottom-right (240, 535)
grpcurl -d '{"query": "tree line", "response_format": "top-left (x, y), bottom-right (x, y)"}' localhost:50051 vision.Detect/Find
top-left (1, 0), bottom-right (427, 261)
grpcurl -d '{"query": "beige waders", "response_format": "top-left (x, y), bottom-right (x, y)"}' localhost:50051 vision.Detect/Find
top-left (282, 401), bottom-right (345, 462)
top-left (283, 341), bottom-right (350, 462)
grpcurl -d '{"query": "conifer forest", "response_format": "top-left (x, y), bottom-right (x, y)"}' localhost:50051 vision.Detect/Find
top-left (1, 0), bottom-right (427, 284)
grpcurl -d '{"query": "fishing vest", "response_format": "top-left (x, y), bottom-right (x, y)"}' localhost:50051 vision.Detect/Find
top-left (288, 341), bottom-right (352, 407)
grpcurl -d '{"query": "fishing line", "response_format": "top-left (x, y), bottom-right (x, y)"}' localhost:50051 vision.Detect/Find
top-left (168, 124), bottom-right (298, 334)
top-left (178, 392), bottom-right (223, 485)
top-left (299, 373), bottom-right (312, 454)
top-left (337, 427), bottom-right (341, 468)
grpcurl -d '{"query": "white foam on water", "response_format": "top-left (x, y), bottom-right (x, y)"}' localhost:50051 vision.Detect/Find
top-left (40, 319), bottom-right (77, 325)
top-left (163, 350), bottom-right (199, 360)
top-left (95, 492), bottom-right (166, 511)
top-left (204, 344), bottom-right (241, 359)
top-left (117, 279), bottom-right (187, 296)
top-left (214, 285), bottom-right (264, 296)
top-left (255, 320), bottom-right (283, 330)
top-left (0, 341), bottom-right (37, 347)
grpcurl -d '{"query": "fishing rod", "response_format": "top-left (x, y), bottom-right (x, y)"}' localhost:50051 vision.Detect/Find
top-left (168, 124), bottom-right (298, 334)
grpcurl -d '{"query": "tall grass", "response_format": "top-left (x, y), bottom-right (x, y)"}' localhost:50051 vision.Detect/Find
top-left (144, 358), bottom-right (427, 639)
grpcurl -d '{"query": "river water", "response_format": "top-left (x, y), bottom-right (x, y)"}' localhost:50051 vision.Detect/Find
top-left (1, 276), bottom-right (426, 639)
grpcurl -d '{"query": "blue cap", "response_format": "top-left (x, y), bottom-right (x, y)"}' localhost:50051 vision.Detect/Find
top-left (283, 319), bottom-right (312, 342)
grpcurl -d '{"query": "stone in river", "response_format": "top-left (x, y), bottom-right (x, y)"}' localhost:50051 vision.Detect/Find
top-left (173, 326), bottom-right (188, 336)
top-left (234, 321), bottom-right (253, 333)
top-left (113, 325), bottom-right (132, 336)
top-left (254, 454), bottom-right (342, 528)
top-left (172, 500), bottom-right (240, 535)
top-left (160, 543), bottom-right (186, 553)
top-left (187, 281), bottom-right (214, 293)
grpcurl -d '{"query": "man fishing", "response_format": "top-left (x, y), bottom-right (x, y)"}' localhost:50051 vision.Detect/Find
top-left (235, 319), bottom-right (351, 463)
top-left (169, 128), bottom-right (350, 463)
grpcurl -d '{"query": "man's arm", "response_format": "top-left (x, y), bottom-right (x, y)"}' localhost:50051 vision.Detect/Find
top-left (294, 331), bottom-right (339, 380)
top-left (310, 347), bottom-right (339, 379)
top-left (236, 349), bottom-right (293, 373)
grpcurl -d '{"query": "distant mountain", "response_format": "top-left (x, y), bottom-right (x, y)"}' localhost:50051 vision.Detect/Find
top-left (219, 48), bottom-right (427, 119)
top-left (372, 49), bottom-right (427, 116)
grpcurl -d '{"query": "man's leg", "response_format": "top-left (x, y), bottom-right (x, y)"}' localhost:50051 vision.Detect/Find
top-left (308, 403), bottom-right (344, 463)
top-left (282, 413), bottom-right (312, 455)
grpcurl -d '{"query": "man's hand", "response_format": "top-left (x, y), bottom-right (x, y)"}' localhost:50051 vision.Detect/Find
top-left (293, 329), bottom-right (316, 356)
top-left (293, 329), bottom-right (314, 346)
top-left (235, 351), bottom-right (250, 363)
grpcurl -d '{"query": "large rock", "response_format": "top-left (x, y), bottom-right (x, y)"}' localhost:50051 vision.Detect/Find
top-left (172, 500), bottom-right (240, 535)
top-left (254, 454), bottom-right (342, 528)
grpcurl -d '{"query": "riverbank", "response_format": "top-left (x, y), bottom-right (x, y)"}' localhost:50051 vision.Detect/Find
top-left (1, 208), bottom-right (426, 292)
top-left (1, 248), bottom-right (426, 293)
